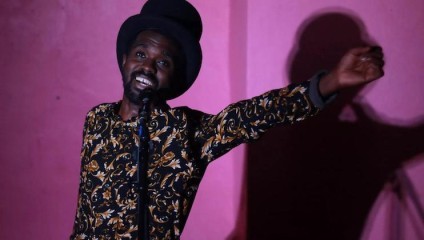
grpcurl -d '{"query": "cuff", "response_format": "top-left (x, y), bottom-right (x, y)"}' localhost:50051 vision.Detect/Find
top-left (308, 70), bottom-right (337, 109)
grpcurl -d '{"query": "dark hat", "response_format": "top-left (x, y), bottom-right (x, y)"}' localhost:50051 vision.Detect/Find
top-left (116, 0), bottom-right (203, 100)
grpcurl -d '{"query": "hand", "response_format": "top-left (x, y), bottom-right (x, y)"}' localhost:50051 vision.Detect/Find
top-left (319, 46), bottom-right (385, 97)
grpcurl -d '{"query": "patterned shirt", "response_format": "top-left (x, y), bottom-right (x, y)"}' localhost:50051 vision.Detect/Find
top-left (70, 80), bottom-right (323, 239)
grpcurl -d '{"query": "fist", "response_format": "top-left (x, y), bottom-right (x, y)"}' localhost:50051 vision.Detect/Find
top-left (319, 46), bottom-right (385, 96)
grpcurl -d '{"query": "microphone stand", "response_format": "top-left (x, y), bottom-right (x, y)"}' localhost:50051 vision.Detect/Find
top-left (136, 92), bottom-right (151, 240)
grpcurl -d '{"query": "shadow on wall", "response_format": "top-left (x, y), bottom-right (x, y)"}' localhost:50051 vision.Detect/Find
top-left (246, 10), bottom-right (424, 240)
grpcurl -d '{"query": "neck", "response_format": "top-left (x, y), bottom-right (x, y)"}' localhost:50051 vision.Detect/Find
top-left (119, 95), bottom-right (165, 121)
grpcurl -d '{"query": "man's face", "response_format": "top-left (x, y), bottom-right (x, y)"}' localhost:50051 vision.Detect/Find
top-left (122, 30), bottom-right (178, 104)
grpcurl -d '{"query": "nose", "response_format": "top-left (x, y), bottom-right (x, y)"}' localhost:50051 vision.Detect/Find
top-left (140, 58), bottom-right (156, 74)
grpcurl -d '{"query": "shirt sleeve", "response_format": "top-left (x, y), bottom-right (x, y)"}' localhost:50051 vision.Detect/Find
top-left (70, 110), bottom-right (96, 238)
top-left (194, 76), bottom-right (328, 163)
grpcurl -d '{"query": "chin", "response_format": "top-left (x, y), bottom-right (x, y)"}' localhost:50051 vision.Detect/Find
top-left (123, 84), bottom-right (141, 105)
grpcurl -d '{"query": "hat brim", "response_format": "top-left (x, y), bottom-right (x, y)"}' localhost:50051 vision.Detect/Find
top-left (117, 15), bottom-right (202, 100)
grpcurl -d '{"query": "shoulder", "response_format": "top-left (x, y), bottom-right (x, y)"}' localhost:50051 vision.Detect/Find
top-left (171, 106), bottom-right (211, 122)
top-left (86, 102), bottom-right (119, 118)
top-left (82, 102), bottom-right (119, 128)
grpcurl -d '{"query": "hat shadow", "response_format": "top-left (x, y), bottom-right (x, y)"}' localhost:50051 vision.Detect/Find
top-left (244, 10), bottom-right (424, 240)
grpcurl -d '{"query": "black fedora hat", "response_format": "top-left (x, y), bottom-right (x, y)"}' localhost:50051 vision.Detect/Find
top-left (116, 0), bottom-right (203, 100)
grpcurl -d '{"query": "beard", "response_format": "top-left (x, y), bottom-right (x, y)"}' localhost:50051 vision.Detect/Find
top-left (122, 72), bottom-right (158, 105)
top-left (123, 78), bottom-right (142, 105)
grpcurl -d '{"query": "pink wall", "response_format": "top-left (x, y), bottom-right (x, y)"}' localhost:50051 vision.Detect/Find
top-left (1, 1), bottom-right (423, 240)
top-left (0, 0), bottom-right (242, 239)
top-left (245, 0), bottom-right (424, 239)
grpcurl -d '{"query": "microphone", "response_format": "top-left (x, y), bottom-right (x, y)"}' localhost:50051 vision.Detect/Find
top-left (139, 89), bottom-right (154, 104)
top-left (138, 90), bottom-right (153, 124)
top-left (136, 89), bottom-right (153, 239)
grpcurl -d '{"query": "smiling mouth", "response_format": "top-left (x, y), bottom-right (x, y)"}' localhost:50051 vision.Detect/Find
top-left (135, 76), bottom-right (154, 87)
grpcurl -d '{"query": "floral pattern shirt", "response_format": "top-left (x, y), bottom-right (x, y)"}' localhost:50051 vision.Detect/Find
top-left (70, 80), bottom-right (322, 240)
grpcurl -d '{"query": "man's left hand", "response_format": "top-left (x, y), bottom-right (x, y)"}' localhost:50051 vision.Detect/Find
top-left (319, 46), bottom-right (385, 97)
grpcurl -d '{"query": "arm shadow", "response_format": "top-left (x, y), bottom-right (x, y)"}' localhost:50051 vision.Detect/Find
top-left (246, 9), bottom-right (424, 240)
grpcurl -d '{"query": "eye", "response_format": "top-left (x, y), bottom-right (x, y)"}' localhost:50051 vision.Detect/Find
top-left (157, 59), bottom-right (170, 68)
top-left (135, 51), bottom-right (146, 58)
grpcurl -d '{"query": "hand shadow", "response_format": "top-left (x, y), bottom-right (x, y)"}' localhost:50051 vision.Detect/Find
top-left (246, 9), bottom-right (424, 240)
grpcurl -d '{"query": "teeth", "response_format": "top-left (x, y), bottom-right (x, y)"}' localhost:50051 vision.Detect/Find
top-left (135, 76), bottom-right (153, 86)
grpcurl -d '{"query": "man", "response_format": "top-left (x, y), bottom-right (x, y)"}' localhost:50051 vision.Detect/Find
top-left (70, 0), bottom-right (384, 239)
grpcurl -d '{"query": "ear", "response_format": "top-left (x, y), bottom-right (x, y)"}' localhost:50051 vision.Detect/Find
top-left (122, 54), bottom-right (127, 67)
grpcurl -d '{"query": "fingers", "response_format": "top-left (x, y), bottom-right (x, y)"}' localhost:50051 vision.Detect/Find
top-left (367, 62), bottom-right (385, 78)
top-left (360, 46), bottom-right (384, 66)
top-left (348, 46), bottom-right (374, 56)
top-left (359, 46), bottom-right (385, 77)
top-left (370, 46), bottom-right (383, 56)
top-left (360, 55), bottom-right (385, 68)
top-left (362, 54), bottom-right (385, 81)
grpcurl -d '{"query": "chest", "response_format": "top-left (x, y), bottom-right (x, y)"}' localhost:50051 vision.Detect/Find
top-left (82, 112), bottom-right (205, 195)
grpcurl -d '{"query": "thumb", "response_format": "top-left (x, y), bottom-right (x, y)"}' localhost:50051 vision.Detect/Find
top-left (348, 46), bottom-right (372, 57)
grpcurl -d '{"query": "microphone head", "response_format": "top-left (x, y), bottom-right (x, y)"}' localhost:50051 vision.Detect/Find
top-left (139, 89), bottom-right (154, 104)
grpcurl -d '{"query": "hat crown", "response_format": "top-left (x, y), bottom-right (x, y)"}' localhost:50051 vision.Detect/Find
top-left (140, 0), bottom-right (202, 41)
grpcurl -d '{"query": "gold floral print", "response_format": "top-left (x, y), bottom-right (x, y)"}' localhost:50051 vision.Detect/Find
top-left (70, 81), bottom-right (320, 239)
